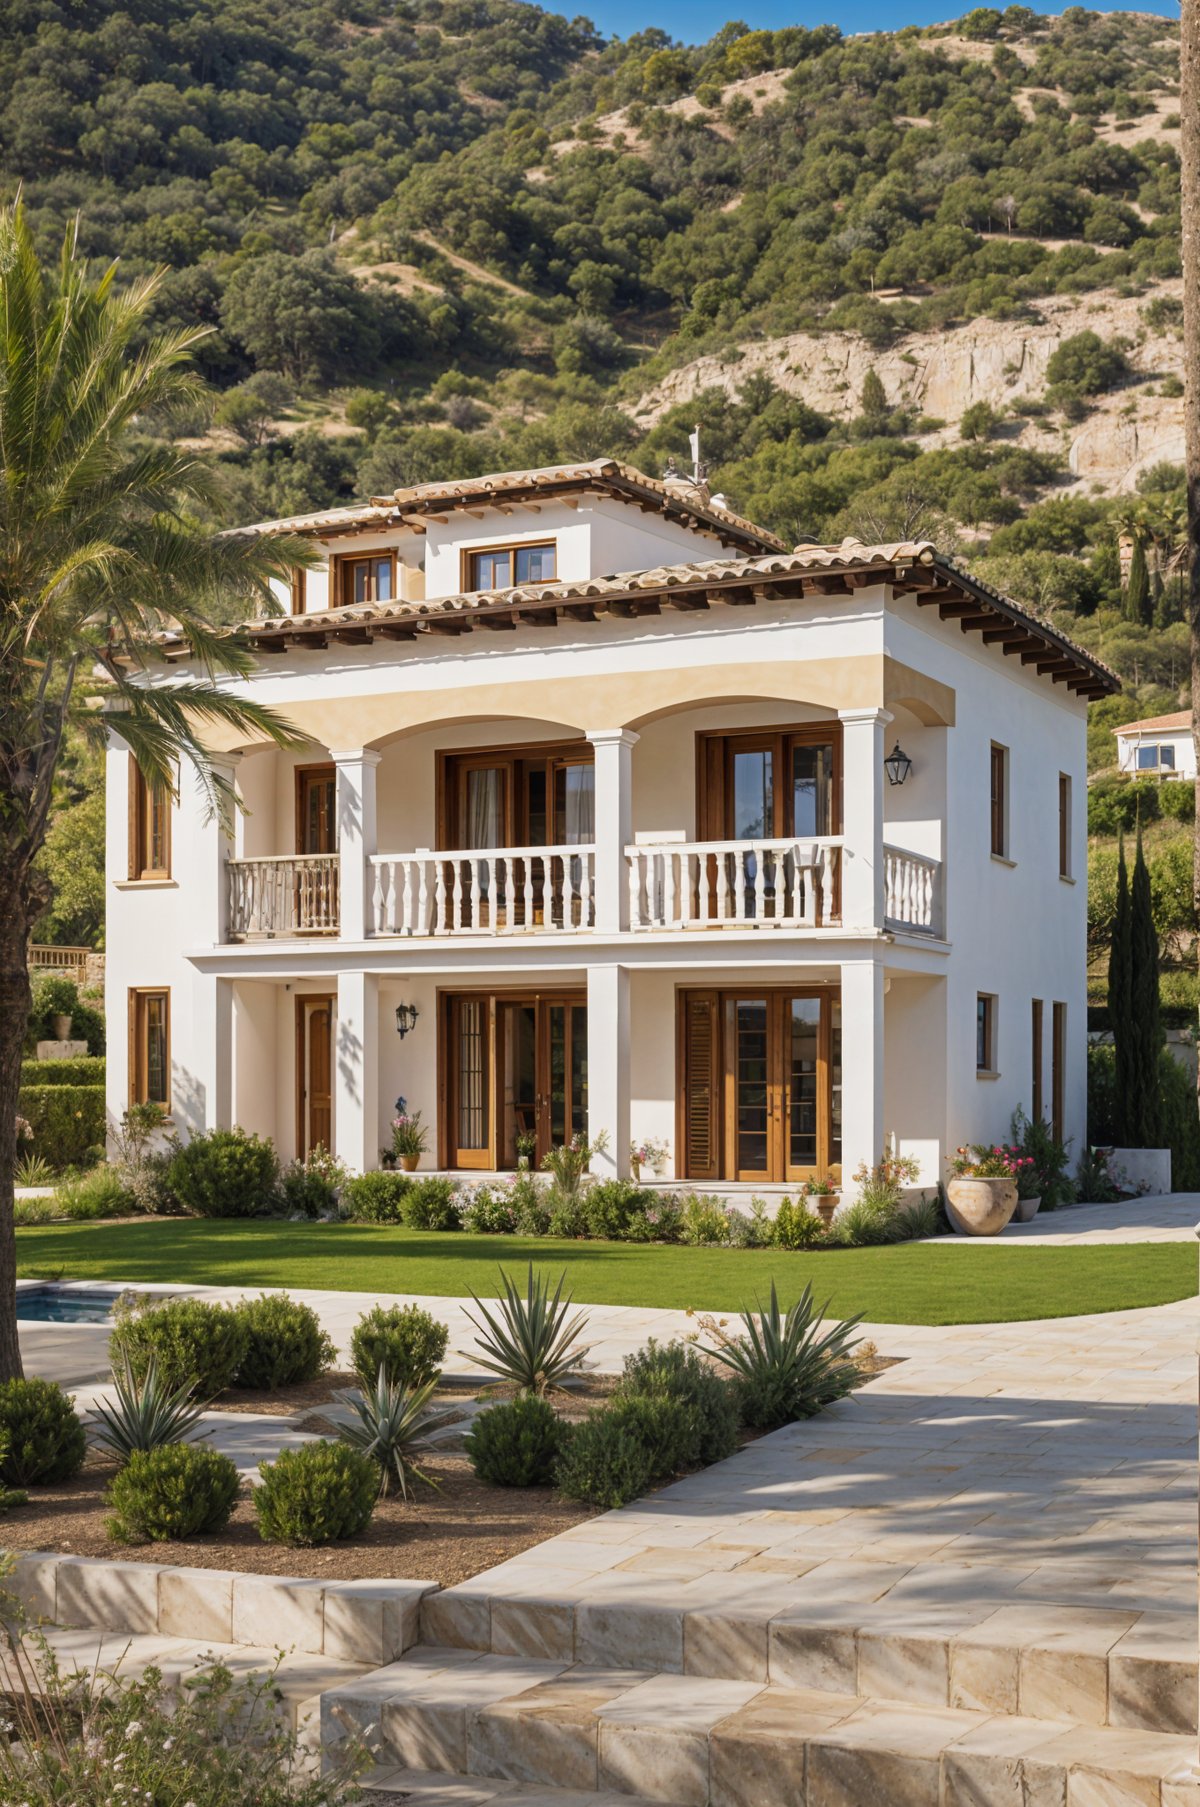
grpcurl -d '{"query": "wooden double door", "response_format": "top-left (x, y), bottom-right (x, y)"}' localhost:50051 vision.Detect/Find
top-left (680, 988), bottom-right (841, 1183)
top-left (443, 990), bottom-right (587, 1170)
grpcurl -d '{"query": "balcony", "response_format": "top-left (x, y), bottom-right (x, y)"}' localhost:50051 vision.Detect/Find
top-left (227, 855), bottom-right (339, 940)
top-left (627, 838), bottom-right (842, 931)
top-left (883, 844), bottom-right (942, 936)
top-left (369, 846), bottom-right (595, 936)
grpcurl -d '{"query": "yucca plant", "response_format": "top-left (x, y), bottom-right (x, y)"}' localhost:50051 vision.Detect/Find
top-left (329, 1367), bottom-right (452, 1499)
top-left (701, 1282), bottom-right (863, 1431)
top-left (89, 1354), bottom-right (205, 1465)
top-left (466, 1265), bottom-right (591, 1396)
top-left (14, 1154), bottom-right (54, 1189)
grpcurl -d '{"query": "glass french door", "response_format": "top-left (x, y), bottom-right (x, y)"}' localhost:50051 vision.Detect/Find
top-left (447, 749), bottom-right (594, 927)
top-left (699, 729), bottom-right (840, 921)
top-left (445, 992), bottom-right (587, 1169)
top-left (680, 989), bottom-right (840, 1182)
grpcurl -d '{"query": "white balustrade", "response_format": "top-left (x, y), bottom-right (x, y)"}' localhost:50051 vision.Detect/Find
top-left (226, 855), bottom-right (340, 939)
top-left (369, 845), bottom-right (595, 936)
top-left (883, 844), bottom-right (942, 934)
top-left (625, 838), bottom-right (842, 930)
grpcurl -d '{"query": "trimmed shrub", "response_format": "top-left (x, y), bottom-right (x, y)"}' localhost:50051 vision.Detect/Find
top-left (252, 1441), bottom-right (378, 1546)
top-left (828, 1195), bottom-right (900, 1246)
top-left (106, 1443), bottom-right (240, 1542)
top-left (510, 1172), bottom-right (552, 1235)
top-left (233, 1294), bottom-right (335, 1391)
top-left (0, 1378), bottom-right (87, 1485)
top-left (547, 1190), bottom-right (589, 1238)
top-left (19, 1056), bottom-right (106, 1087)
top-left (350, 1304), bottom-right (448, 1389)
top-left (341, 1170), bottom-right (412, 1223)
top-left (461, 1185), bottom-right (521, 1233)
top-left (27, 974), bottom-right (105, 1056)
top-left (465, 1395), bottom-right (569, 1487)
top-left (109, 1297), bottom-right (250, 1399)
top-left (165, 1127), bottom-right (279, 1218)
top-left (401, 1176), bottom-right (461, 1231)
top-left (555, 1396), bottom-right (692, 1508)
top-left (679, 1193), bottom-right (730, 1246)
top-left (773, 1198), bottom-right (827, 1249)
top-left (583, 1180), bottom-right (656, 1241)
top-left (614, 1339), bottom-right (738, 1467)
top-left (17, 1083), bottom-right (105, 1171)
top-left (279, 1165), bottom-right (337, 1219)
top-left (55, 1167), bottom-right (134, 1220)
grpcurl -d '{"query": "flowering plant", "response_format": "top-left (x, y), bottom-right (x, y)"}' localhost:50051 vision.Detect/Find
top-left (629, 1138), bottom-right (668, 1175)
top-left (391, 1109), bottom-right (427, 1158)
top-left (14, 1116), bottom-right (32, 1146)
top-left (950, 1143), bottom-right (1034, 1183)
top-left (802, 1173), bottom-right (840, 1198)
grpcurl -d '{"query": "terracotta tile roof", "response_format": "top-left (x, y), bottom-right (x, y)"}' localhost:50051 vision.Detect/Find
top-left (1113, 710), bottom-right (1191, 735)
top-left (232, 537), bottom-right (1119, 699)
top-left (237, 459), bottom-right (784, 554)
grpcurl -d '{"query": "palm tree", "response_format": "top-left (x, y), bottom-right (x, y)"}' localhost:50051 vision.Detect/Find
top-left (0, 205), bottom-right (308, 1379)
top-left (1184, 0), bottom-right (1200, 935)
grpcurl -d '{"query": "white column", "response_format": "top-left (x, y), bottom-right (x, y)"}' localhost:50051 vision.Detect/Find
top-left (332, 749), bottom-right (381, 941)
top-left (587, 963), bottom-right (630, 1178)
top-left (189, 974), bottom-right (234, 1135)
top-left (838, 708), bottom-right (891, 931)
top-left (178, 752), bottom-right (241, 950)
top-left (586, 729), bottom-right (638, 934)
top-left (335, 970), bottom-right (379, 1175)
top-left (840, 960), bottom-right (885, 1184)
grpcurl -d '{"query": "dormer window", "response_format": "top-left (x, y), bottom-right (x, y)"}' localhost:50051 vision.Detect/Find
top-left (339, 553), bottom-right (395, 606)
top-left (466, 542), bottom-right (556, 591)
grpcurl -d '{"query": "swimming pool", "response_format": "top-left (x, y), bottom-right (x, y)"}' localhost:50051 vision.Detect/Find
top-left (16, 1288), bottom-right (121, 1324)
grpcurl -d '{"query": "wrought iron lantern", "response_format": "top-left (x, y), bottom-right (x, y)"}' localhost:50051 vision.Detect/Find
top-left (884, 741), bottom-right (913, 787)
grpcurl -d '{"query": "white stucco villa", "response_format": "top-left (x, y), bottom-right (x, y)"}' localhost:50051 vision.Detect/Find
top-left (105, 459), bottom-right (1117, 1191)
top-left (1113, 710), bottom-right (1196, 780)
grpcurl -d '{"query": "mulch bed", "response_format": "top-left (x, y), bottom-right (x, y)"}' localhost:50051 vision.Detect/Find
top-left (0, 1448), bottom-right (595, 1586)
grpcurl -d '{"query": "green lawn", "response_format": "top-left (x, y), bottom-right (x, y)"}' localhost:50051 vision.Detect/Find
top-left (14, 1219), bottom-right (1197, 1326)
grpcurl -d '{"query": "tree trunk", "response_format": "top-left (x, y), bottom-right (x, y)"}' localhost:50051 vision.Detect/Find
top-left (0, 873), bottom-right (31, 1380)
top-left (1184, 0), bottom-right (1200, 1130)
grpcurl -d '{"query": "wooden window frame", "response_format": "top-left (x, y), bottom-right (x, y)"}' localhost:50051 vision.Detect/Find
top-left (696, 724), bottom-right (843, 843)
top-left (127, 763), bottom-right (171, 881)
top-left (676, 984), bottom-right (841, 1185)
top-left (437, 986), bottom-right (587, 1172)
top-left (128, 988), bottom-right (171, 1112)
top-left (332, 551), bottom-right (397, 609)
top-left (289, 566), bottom-right (307, 614)
top-left (976, 993), bottom-right (997, 1076)
top-left (1058, 772), bottom-right (1072, 878)
top-left (295, 763), bottom-right (338, 856)
top-left (1051, 1001), bottom-right (1066, 1142)
top-left (1031, 998), bottom-right (1044, 1121)
top-left (436, 739), bottom-right (593, 850)
top-left (460, 540), bottom-right (558, 594)
top-left (990, 743), bottom-right (1008, 859)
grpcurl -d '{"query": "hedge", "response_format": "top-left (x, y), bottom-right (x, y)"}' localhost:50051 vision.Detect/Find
top-left (18, 1084), bottom-right (105, 1170)
top-left (19, 1057), bottom-right (106, 1088)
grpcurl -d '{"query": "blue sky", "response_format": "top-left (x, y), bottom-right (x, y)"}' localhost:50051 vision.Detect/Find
top-left (591, 0), bottom-right (1175, 44)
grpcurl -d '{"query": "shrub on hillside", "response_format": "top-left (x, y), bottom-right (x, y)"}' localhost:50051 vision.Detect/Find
top-left (1087, 776), bottom-right (1161, 835)
top-left (340, 1170), bottom-right (412, 1222)
top-left (252, 1441), bottom-right (378, 1546)
top-left (106, 1443), bottom-right (241, 1542)
top-left (109, 1296), bottom-right (249, 1399)
top-left (233, 1295), bottom-right (335, 1391)
top-left (464, 1395), bottom-right (570, 1487)
top-left (350, 1303), bottom-right (448, 1389)
top-left (0, 1378), bottom-right (87, 1486)
top-left (165, 1127), bottom-right (279, 1218)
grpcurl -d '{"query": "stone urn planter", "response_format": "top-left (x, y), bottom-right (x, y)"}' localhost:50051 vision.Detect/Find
top-left (1013, 1194), bottom-right (1041, 1224)
top-left (946, 1176), bottom-right (1017, 1236)
top-left (52, 1013), bottom-right (72, 1040)
top-left (812, 1194), bottom-right (839, 1228)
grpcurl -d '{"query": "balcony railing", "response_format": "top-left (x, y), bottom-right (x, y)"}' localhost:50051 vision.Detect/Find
top-left (369, 846), bottom-right (595, 936)
top-left (884, 844), bottom-right (942, 935)
top-left (227, 855), bottom-right (340, 939)
top-left (627, 837), bottom-right (842, 930)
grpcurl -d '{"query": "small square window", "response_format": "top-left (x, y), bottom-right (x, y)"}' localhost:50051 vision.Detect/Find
top-left (467, 542), bottom-right (556, 592)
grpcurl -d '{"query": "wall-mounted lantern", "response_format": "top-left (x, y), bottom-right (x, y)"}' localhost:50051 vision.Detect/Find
top-left (884, 742), bottom-right (913, 787)
top-left (395, 1003), bottom-right (420, 1038)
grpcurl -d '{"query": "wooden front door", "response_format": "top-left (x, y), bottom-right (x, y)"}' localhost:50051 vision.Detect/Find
top-left (680, 988), bottom-right (841, 1183)
top-left (443, 991), bottom-right (587, 1170)
top-left (297, 995), bottom-right (335, 1158)
top-left (296, 765), bottom-right (337, 855)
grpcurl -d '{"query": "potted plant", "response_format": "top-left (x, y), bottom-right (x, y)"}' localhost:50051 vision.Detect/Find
top-left (1013, 1159), bottom-right (1042, 1224)
top-left (803, 1174), bottom-right (841, 1227)
top-left (946, 1145), bottom-right (1029, 1236)
top-left (52, 1011), bottom-right (73, 1041)
top-left (629, 1138), bottom-right (668, 1182)
top-left (516, 1131), bottom-right (537, 1172)
top-left (391, 1102), bottom-right (427, 1173)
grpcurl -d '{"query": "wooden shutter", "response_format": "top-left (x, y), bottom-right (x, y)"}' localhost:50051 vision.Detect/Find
top-left (681, 991), bottom-right (721, 1181)
top-left (127, 761), bottom-right (141, 880)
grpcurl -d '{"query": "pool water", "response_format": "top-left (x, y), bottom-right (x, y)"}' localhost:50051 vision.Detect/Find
top-left (16, 1289), bottom-right (118, 1324)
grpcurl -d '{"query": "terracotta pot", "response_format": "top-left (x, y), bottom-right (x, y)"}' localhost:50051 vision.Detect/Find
top-left (398, 1154), bottom-right (420, 1173)
top-left (1013, 1194), bottom-right (1041, 1224)
top-left (946, 1176), bottom-right (1017, 1236)
top-left (52, 1014), bottom-right (72, 1040)
top-left (813, 1195), bottom-right (839, 1227)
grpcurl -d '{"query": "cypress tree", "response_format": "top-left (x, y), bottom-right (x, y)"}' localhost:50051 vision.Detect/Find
top-left (860, 369), bottom-right (888, 422)
top-left (1125, 538), bottom-right (1150, 625)
top-left (1107, 833), bottom-right (1132, 1144)
top-left (1128, 824), bottom-right (1163, 1147)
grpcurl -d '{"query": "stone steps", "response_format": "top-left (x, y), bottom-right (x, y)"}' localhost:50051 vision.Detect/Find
top-left (363, 1765), bottom-right (683, 1806)
top-left (321, 1645), bottom-right (1200, 1807)
top-left (419, 1576), bottom-right (1198, 1738)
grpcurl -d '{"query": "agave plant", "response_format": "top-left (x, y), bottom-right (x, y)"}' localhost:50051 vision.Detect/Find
top-left (89, 1354), bottom-right (205, 1464)
top-left (466, 1265), bottom-right (590, 1396)
top-left (329, 1367), bottom-right (453, 1499)
top-left (14, 1153), bottom-right (54, 1189)
top-left (702, 1282), bottom-right (863, 1431)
